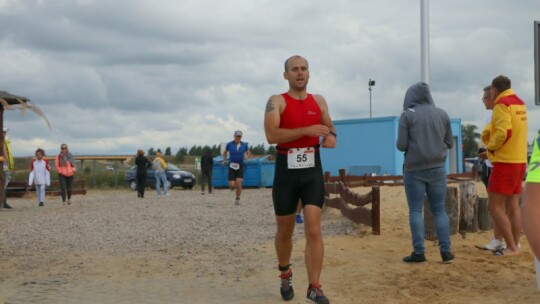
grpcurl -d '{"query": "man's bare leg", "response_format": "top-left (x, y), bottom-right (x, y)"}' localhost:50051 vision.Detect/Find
top-left (506, 194), bottom-right (522, 248)
top-left (275, 214), bottom-right (296, 270)
top-left (488, 192), bottom-right (519, 255)
top-left (303, 205), bottom-right (324, 284)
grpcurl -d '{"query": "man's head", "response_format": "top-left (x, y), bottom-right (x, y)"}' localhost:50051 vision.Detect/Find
top-left (283, 55), bottom-right (309, 91)
top-left (156, 151), bottom-right (162, 158)
top-left (234, 130), bottom-right (242, 142)
top-left (482, 85), bottom-right (494, 110)
top-left (491, 75), bottom-right (511, 99)
top-left (137, 149), bottom-right (144, 157)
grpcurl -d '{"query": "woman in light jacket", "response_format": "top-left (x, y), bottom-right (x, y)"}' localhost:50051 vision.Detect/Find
top-left (56, 143), bottom-right (76, 205)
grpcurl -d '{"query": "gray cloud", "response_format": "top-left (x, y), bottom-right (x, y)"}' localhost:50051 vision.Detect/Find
top-left (1, 0), bottom-right (539, 156)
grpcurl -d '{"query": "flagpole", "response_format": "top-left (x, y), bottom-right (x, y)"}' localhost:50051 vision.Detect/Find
top-left (421, 0), bottom-right (430, 84)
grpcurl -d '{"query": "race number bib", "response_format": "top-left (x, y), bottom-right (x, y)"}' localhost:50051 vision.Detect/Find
top-left (287, 147), bottom-right (315, 169)
top-left (230, 162), bottom-right (240, 170)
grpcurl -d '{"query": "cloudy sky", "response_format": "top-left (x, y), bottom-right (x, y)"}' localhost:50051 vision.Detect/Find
top-left (1, 0), bottom-right (539, 157)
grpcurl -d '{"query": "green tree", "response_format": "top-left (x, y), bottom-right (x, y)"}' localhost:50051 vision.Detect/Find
top-left (267, 145), bottom-right (276, 156)
top-left (147, 147), bottom-right (155, 156)
top-left (462, 124), bottom-right (480, 158)
top-left (165, 147), bottom-right (172, 156)
top-left (175, 147), bottom-right (188, 163)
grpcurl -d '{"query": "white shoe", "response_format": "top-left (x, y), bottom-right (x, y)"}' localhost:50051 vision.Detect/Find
top-left (484, 238), bottom-right (506, 251)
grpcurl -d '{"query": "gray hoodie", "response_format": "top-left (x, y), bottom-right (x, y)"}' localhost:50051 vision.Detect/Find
top-left (396, 82), bottom-right (453, 172)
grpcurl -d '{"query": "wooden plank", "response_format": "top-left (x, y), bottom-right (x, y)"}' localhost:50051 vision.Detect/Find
top-left (339, 198), bottom-right (372, 226)
top-left (325, 197), bottom-right (341, 209)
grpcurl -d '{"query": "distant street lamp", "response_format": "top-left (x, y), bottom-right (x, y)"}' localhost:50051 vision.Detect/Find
top-left (368, 79), bottom-right (376, 118)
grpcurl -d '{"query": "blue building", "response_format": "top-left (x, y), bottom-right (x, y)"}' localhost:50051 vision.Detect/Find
top-left (320, 116), bottom-right (463, 176)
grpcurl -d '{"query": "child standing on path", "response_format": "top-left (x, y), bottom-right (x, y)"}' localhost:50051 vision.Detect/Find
top-left (28, 148), bottom-right (50, 207)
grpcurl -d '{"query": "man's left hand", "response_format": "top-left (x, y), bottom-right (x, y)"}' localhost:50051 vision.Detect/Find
top-left (321, 135), bottom-right (336, 148)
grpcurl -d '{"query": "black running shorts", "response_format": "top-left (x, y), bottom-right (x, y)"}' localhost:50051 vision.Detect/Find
top-left (272, 149), bottom-right (325, 216)
top-left (228, 166), bottom-right (245, 181)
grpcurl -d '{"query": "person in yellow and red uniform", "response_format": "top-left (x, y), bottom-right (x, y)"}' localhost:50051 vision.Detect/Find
top-left (482, 75), bottom-right (528, 256)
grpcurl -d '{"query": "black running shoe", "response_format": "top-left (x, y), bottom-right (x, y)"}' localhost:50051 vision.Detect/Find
top-left (38, 202), bottom-right (44, 207)
top-left (441, 252), bottom-right (455, 264)
top-left (3, 202), bottom-right (12, 209)
top-left (306, 284), bottom-right (329, 304)
top-left (402, 252), bottom-right (426, 263)
top-left (279, 269), bottom-right (294, 301)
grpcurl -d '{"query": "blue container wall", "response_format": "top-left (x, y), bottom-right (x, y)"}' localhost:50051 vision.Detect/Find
top-left (321, 117), bottom-right (401, 176)
top-left (320, 116), bottom-right (463, 176)
top-left (212, 156), bottom-right (275, 188)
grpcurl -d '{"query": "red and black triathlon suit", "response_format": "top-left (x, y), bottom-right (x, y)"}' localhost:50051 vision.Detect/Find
top-left (273, 93), bottom-right (325, 216)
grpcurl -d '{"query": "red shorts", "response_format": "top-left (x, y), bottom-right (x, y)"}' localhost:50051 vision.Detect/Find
top-left (488, 163), bottom-right (526, 195)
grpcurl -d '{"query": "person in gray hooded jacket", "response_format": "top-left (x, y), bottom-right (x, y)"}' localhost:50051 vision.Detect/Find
top-left (396, 82), bottom-right (455, 264)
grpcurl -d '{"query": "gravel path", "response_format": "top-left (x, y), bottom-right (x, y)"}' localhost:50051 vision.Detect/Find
top-left (0, 188), bottom-right (354, 257)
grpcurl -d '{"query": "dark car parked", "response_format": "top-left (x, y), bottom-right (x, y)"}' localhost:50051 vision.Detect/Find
top-left (124, 163), bottom-right (196, 190)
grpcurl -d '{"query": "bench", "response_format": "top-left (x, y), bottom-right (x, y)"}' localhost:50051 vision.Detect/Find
top-left (6, 181), bottom-right (30, 198)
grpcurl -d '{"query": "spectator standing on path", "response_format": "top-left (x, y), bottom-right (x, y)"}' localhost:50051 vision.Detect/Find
top-left (222, 130), bottom-right (251, 205)
top-left (28, 148), bottom-right (51, 207)
top-left (56, 143), bottom-right (76, 205)
top-left (153, 152), bottom-right (169, 195)
top-left (522, 130), bottom-right (540, 262)
top-left (482, 75), bottom-right (528, 256)
top-left (264, 55), bottom-right (336, 304)
top-left (135, 149), bottom-right (151, 198)
top-left (2, 128), bottom-right (14, 209)
top-left (478, 85), bottom-right (506, 251)
top-left (396, 82), bottom-right (455, 264)
top-left (200, 147), bottom-right (214, 195)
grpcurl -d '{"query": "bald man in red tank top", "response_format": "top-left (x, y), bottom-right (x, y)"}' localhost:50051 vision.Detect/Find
top-left (264, 55), bottom-right (336, 304)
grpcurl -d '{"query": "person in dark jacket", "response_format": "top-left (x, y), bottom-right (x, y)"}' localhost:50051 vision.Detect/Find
top-left (396, 82), bottom-right (454, 264)
top-left (135, 149), bottom-right (151, 198)
top-left (200, 148), bottom-right (214, 194)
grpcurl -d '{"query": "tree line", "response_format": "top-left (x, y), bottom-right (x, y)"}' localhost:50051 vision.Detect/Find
top-left (147, 144), bottom-right (276, 163)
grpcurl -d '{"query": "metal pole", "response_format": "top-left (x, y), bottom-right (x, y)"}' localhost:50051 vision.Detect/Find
top-left (369, 86), bottom-right (372, 118)
top-left (421, 0), bottom-right (430, 84)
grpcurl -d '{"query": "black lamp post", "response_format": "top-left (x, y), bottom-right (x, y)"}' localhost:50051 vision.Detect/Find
top-left (368, 79), bottom-right (376, 118)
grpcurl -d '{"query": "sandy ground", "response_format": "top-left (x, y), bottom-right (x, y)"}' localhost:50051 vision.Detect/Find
top-left (0, 183), bottom-right (539, 304)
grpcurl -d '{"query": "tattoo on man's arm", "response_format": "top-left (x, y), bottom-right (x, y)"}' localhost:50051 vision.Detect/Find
top-left (265, 98), bottom-right (275, 112)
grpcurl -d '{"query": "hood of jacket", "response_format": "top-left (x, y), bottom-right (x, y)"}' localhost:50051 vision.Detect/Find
top-left (403, 82), bottom-right (434, 110)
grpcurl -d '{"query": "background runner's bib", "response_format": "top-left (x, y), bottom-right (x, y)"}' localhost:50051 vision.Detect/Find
top-left (287, 147), bottom-right (315, 169)
top-left (230, 162), bottom-right (240, 170)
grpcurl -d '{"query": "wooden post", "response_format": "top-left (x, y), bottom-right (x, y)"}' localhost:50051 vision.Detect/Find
top-left (424, 186), bottom-right (459, 241)
top-left (477, 197), bottom-right (492, 230)
top-left (459, 181), bottom-right (478, 236)
top-left (338, 168), bottom-right (348, 187)
top-left (446, 187), bottom-right (459, 235)
top-left (372, 187), bottom-right (380, 235)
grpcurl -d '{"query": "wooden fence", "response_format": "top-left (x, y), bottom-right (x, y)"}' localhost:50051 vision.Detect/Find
top-left (323, 169), bottom-right (479, 237)
top-left (324, 169), bottom-right (381, 235)
top-left (6, 179), bottom-right (87, 198)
